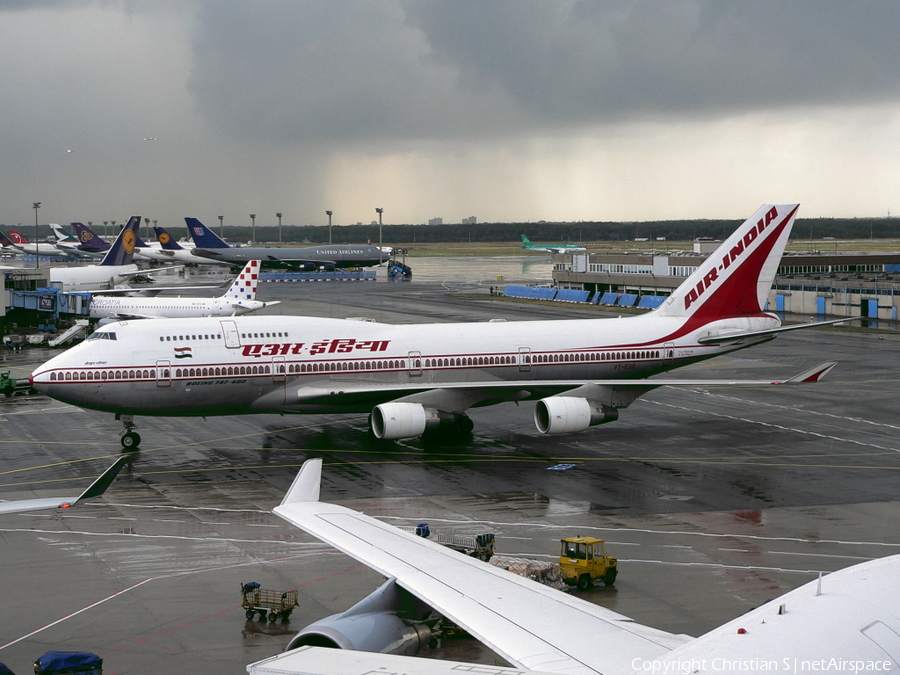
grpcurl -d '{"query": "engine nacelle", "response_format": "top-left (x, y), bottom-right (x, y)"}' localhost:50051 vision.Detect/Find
top-left (534, 397), bottom-right (619, 435)
top-left (371, 402), bottom-right (440, 440)
top-left (286, 578), bottom-right (434, 656)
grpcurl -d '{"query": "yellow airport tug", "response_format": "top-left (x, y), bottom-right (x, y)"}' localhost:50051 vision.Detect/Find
top-left (559, 536), bottom-right (617, 591)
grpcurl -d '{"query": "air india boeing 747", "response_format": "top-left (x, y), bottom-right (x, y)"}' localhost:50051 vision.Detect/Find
top-left (31, 204), bottom-right (839, 449)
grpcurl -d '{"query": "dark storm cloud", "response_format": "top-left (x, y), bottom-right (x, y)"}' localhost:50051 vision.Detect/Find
top-left (187, 1), bottom-right (900, 145)
top-left (408, 1), bottom-right (900, 120)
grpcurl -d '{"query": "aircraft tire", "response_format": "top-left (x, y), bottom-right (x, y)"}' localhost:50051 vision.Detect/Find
top-left (454, 414), bottom-right (474, 434)
top-left (121, 432), bottom-right (141, 450)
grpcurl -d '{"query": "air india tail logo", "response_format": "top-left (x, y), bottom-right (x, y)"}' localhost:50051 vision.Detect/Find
top-left (158, 232), bottom-right (171, 245)
top-left (683, 206), bottom-right (780, 311)
top-left (122, 229), bottom-right (136, 254)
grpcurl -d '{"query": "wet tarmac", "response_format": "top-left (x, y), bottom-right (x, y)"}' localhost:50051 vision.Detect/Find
top-left (1, 262), bottom-right (899, 674)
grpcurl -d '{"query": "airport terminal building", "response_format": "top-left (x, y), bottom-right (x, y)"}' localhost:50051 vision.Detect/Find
top-left (551, 247), bottom-right (900, 321)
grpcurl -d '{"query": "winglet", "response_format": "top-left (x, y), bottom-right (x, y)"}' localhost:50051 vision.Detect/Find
top-left (281, 458), bottom-right (322, 505)
top-left (72, 455), bottom-right (131, 504)
top-left (783, 361), bottom-right (838, 384)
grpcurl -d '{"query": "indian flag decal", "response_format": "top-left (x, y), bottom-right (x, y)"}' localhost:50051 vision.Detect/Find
top-left (174, 347), bottom-right (193, 359)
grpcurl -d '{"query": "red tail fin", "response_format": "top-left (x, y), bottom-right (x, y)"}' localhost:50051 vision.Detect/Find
top-left (655, 204), bottom-right (799, 321)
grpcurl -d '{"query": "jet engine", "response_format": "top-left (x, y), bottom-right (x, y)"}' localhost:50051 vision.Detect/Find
top-left (286, 578), bottom-right (435, 656)
top-left (533, 397), bottom-right (619, 435)
top-left (371, 402), bottom-right (441, 440)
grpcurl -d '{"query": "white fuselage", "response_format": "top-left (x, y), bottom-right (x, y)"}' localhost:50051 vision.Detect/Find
top-left (30, 311), bottom-right (777, 418)
top-left (49, 264), bottom-right (140, 291)
top-left (89, 295), bottom-right (266, 320)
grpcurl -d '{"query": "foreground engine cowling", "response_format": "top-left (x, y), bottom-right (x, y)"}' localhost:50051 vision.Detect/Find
top-left (286, 579), bottom-right (434, 656)
top-left (371, 402), bottom-right (441, 440)
top-left (534, 397), bottom-right (619, 434)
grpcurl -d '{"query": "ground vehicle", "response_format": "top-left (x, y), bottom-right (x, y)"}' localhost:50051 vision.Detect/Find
top-left (241, 583), bottom-right (299, 622)
top-left (559, 536), bottom-right (617, 591)
top-left (0, 371), bottom-right (16, 397)
top-left (406, 524), bottom-right (494, 561)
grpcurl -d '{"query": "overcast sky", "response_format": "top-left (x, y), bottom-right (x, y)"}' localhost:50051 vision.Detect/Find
top-left (3, 1), bottom-right (900, 231)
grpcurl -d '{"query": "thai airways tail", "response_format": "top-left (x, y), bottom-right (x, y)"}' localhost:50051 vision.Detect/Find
top-left (653, 204), bottom-right (799, 322)
top-left (99, 216), bottom-right (140, 267)
top-left (71, 223), bottom-right (111, 252)
top-left (186, 218), bottom-right (230, 248)
top-left (154, 226), bottom-right (185, 251)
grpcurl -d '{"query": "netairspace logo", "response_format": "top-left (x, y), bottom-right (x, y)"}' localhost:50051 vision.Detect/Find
top-left (631, 658), bottom-right (894, 674)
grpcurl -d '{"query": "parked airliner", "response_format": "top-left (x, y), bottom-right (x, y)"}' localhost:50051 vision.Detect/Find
top-left (3, 228), bottom-right (73, 257)
top-left (187, 217), bottom-right (386, 270)
top-left (272, 458), bottom-right (900, 675)
top-left (89, 260), bottom-right (278, 321)
top-left (521, 234), bottom-right (586, 253)
top-left (47, 217), bottom-right (154, 291)
top-left (32, 204), bottom-right (839, 449)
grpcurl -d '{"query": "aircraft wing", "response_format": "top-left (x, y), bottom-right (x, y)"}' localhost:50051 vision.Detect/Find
top-left (275, 459), bottom-right (690, 675)
top-left (0, 456), bottom-right (128, 515)
top-left (258, 362), bottom-right (838, 412)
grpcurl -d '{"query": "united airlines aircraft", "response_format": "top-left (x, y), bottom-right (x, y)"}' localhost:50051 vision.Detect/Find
top-left (31, 204), bottom-right (839, 449)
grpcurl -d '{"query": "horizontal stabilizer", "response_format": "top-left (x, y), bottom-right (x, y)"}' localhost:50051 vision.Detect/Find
top-left (697, 318), bottom-right (852, 344)
top-left (782, 360), bottom-right (837, 383)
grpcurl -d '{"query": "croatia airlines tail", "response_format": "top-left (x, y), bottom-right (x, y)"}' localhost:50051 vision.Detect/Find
top-left (271, 458), bottom-right (900, 675)
top-left (32, 204), bottom-right (842, 449)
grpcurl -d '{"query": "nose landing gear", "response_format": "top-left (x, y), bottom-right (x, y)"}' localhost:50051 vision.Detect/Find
top-left (116, 414), bottom-right (141, 451)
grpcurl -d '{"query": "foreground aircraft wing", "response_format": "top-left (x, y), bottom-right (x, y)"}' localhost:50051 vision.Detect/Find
top-left (275, 459), bottom-right (689, 675)
top-left (0, 456), bottom-right (129, 515)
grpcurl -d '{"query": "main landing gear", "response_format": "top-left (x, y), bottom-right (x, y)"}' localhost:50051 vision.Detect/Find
top-left (116, 414), bottom-right (141, 451)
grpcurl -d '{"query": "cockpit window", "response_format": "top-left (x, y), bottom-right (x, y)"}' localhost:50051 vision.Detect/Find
top-left (87, 331), bottom-right (117, 341)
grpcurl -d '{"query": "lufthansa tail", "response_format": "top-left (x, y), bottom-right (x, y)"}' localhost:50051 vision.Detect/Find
top-left (99, 216), bottom-right (140, 267)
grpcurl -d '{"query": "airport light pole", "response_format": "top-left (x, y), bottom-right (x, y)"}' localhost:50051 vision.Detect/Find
top-left (218, 215), bottom-right (224, 238)
top-left (103, 221), bottom-right (108, 237)
top-left (250, 214), bottom-right (256, 245)
top-left (33, 202), bottom-right (40, 269)
top-left (326, 210), bottom-right (333, 244)
top-left (376, 207), bottom-right (383, 264)
top-left (110, 220), bottom-right (116, 238)
top-left (276, 212), bottom-right (282, 245)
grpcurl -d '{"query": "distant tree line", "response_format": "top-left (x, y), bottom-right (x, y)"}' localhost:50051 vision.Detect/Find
top-left (8, 217), bottom-right (900, 245)
top-left (197, 217), bottom-right (900, 244)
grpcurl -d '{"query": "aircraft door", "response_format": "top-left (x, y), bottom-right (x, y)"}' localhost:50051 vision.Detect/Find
top-left (408, 351), bottom-right (422, 377)
top-left (156, 360), bottom-right (171, 387)
top-left (273, 356), bottom-right (286, 382)
top-left (518, 347), bottom-right (531, 372)
top-left (664, 342), bottom-right (674, 360)
top-left (220, 320), bottom-right (241, 348)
